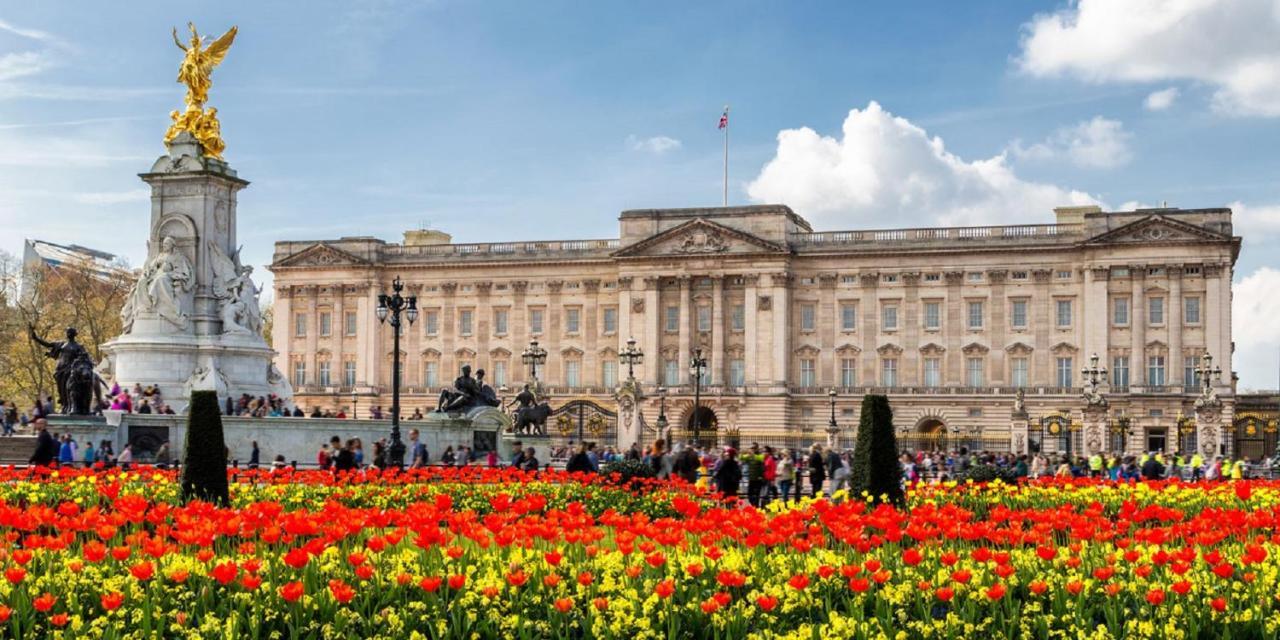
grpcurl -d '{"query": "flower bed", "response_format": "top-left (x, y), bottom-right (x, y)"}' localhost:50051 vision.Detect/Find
top-left (1, 468), bottom-right (1279, 639)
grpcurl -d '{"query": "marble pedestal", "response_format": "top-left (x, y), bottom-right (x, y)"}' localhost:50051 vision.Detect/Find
top-left (105, 331), bottom-right (283, 414)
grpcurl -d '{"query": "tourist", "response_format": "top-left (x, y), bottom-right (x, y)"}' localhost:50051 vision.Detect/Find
top-left (776, 450), bottom-right (795, 502)
top-left (807, 444), bottom-right (826, 497)
top-left (510, 444), bottom-right (526, 469)
top-left (0, 401), bottom-right (13, 436)
top-left (28, 419), bottom-right (58, 466)
top-left (333, 440), bottom-right (357, 472)
top-left (625, 442), bottom-right (641, 462)
top-left (409, 429), bottom-right (428, 467)
top-left (486, 449), bottom-right (498, 467)
top-left (248, 441), bottom-right (259, 469)
top-left (271, 454), bottom-right (288, 471)
top-left (138, 399), bottom-right (152, 414)
top-left (712, 447), bottom-right (742, 499)
top-left (58, 435), bottom-right (75, 466)
top-left (317, 443), bottom-right (331, 470)
top-left (353, 438), bottom-right (365, 467)
top-left (742, 444), bottom-right (766, 506)
top-left (372, 440), bottom-right (386, 469)
top-left (117, 444), bottom-right (133, 468)
top-left (1141, 452), bottom-right (1165, 480)
top-left (901, 453), bottom-right (918, 483)
top-left (566, 443), bottom-right (595, 473)
top-left (156, 441), bottom-right (172, 467)
top-left (441, 446), bottom-right (456, 466)
top-left (827, 447), bottom-right (849, 494)
top-left (99, 440), bottom-right (115, 467)
top-left (672, 442), bottom-right (700, 484)
top-left (310, 407), bottom-right (323, 418)
top-left (82, 440), bottom-right (96, 467)
top-left (519, 447), bottom-right (540, 472)
top-left (370, 406), bottom-right (384, 420)
top-left (646, 439), bottom-right (671, 479)
top-left (410, 408), bottom-right (424, 420)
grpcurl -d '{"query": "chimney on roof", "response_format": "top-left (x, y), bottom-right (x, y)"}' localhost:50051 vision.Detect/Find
top-left (403, 229), bottom-right (452, 246)
top-left (1052, 205), bottom-right (1101, 225)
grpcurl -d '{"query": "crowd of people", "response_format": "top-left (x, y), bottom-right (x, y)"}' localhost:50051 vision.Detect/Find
top-left (903, 448), bottom-right (1272, 482)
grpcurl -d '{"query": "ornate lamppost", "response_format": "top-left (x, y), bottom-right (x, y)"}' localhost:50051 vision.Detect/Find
top-left (689, 347), bottom-right (708, 447)
top-left (1081, 352), bottom-right (1108, 397)
top-left (376, 276), bottom-right (418, 467)
top-left (1196, 353), bottom-right (1222, 394)
top-left (826, 388), bottom-right (840, 449)
top-left (619, 337), bottom-right (644, 381)
top-left (522, 339), bottom-right (547, 385)
top-left (352, 389), bottom-right (359, 420)
top-left (654, 386), bottom-right (669, 440)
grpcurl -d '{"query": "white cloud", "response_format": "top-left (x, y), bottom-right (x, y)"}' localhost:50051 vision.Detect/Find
top-left (0, 18), bottom-right (59, 43)
top-left (0, 51), bottom-right (50, 82)
top-left (1019, 0), bottom-right (1280, 116)
top-left (626, 134), bottom-right (682, 155)
top-left (1011, 116), bottom-right (1132, 169)
top-left (746, 101), bottom-right (1099, 228)
top-left (1144, 87), bottom-right (1180, 111)
top-left (1234, 267), bottom-right (1280, 391)
top-left (1228, 200), bottom-right (1280, 242)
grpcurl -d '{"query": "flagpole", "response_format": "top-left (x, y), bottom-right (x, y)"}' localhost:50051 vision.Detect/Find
top-left (722, 104), bottom-right (730, 207)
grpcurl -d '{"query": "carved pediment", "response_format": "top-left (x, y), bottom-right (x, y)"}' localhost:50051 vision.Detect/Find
top-left (876, 343), bottom-right (904, 356)
top-left (962, 342), bottom-right (989, 355)
top-left (273, 243), bottom-right (371, 268)
top-left (489, 347), bottom-right (512, 358)
top-left (794, 344), bottom-right (820, 357)
top-left (561, 346), bottom-right (584, 357)
top-left (613, 218), bottom-right (789, 258)
top-left (919, 342), bottom-right (946, 354)
top-left (455, 348), bottom-right (477, 358)
top-left (1085, 215), bottom-right (1230, 246)
top-left (1050, 341), bottom-right (1078, 354)
top-left (835, 343), bottom-right (862, 355)
top-left (1004, 341), bottom-right (1035, 354)
top-left (421, 348), bottom-right (441, 358)
top-left (1146, 339), bottom-right (1168, 350)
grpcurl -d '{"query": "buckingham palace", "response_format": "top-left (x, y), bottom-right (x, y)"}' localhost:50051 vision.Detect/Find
top-left (269, 203), bottom-right (1241, 456)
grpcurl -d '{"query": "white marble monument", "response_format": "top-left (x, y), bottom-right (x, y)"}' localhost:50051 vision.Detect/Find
top-left (102, 132), bottom-right (292, 412)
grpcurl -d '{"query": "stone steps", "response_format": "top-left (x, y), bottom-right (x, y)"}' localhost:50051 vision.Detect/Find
top-left (0, 436), bottom-right (37, 466)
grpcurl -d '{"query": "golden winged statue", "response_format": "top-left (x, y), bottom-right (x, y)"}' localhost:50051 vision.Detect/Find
top-left (163, 23), bottom-right (237, 159)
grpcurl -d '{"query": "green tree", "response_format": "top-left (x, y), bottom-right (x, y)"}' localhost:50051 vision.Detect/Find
top-left (181, 390), bottom-right (230, 505)
top-left (850, 394), bottom-right (905, 506)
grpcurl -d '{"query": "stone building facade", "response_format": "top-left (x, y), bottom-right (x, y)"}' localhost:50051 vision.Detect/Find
top-left (269, 204), bottom-right (1241, 456)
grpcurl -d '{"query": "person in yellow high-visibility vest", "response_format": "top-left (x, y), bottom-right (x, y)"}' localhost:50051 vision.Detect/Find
top-left (1231, 458), bottom-right (1245, 480)
top-left (1088, 453), bottom-right (1104, 478)
top-left (1190, 452), bottom-right (1204, 481)
top-left (1220, 458), bottom-right (1233, 481)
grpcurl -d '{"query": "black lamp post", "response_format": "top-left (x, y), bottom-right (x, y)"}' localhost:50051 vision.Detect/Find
top-left (522, 339), bottom-right (547, 384)
top-left (1082, 352), bottom-right (1108, 390)
top-left (827, 388), bottom-right (838, 429)
top-left (619, 337), bottom-right (644, 381)
top-left (654, 386), bottom-right (668, 440)
top-left (352, 389), bottom-right (358, 420)
top-left (1196, 352), bottom-right (1222, 392)
top-left (689, 347), bottom-right (708, 447)
top-left (376, 276), bottom-right (417, 467)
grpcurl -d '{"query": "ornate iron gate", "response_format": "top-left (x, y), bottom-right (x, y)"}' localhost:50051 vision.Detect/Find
top-left (550, 399), bottom-right (618, 446)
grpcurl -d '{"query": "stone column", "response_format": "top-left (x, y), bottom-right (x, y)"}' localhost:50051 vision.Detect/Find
top-left (546, 280), bottom-right (564, 385)
top-left (986, 270), bottom-right (1007, 383)
top-left (743, 275), bottom-right (759, 386)
top-left (304, 285), bottom-right (320, 385)
top-left (710, 276), bottom-right (724, 385)
top-left (1208, 263), bottom-right (1231, 376)
top-left (1167, 266), bottom-right (1184, 386)
top-left (860, 273), bottom-right (880, 384)
top-left (1010, 413), bottom-right (1030, 456)
top-left (583, 279), bottom-right (600, 386)
top-left (901, 272), bottom-right (920, 386)
top-left (440, 282), bottom-right (458, 381)
top-left (331, 285), bottom-right (346, 384)
top-left (1195, 400), bottom-right (1224, 457)
top-left (404, 283), bottom-right (422, 387)
top-left (643, 277), bottom-right (661, 384)
top-left (1084, 266), bottom-right (1110, 377)
top-left (944, 271), bottom-right (964, 385)
top-left (617, 276), bottom-right (633, 350)
top-left (512, 281), bottom-right (529, 378)
top-left (476, 281), bottom-right (493, 375)
top-left (361, 282), bottom-right (379, 391)
top-left (770, 272), bottom-right (790, 385)
top-left (274, 286), bottom-right (293, 378)
top-left (819, 273), bottom-right (838, 387)
top-left (1031, 269), bottom-right (1053, 385)
top-left (677, 276), bottom-right (692, 370)
top-left (1129, 266), bottom-right (1146, 385)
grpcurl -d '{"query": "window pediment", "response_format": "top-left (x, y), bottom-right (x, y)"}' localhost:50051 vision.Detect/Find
top-left (876, 343), bottom-right (904, 356)
top-left (919, 342), bottom-right (946, 355)
top-left (1004, 341), bottom-right (1034, 355)
top-left (962, 342), bottom-right (989, 355)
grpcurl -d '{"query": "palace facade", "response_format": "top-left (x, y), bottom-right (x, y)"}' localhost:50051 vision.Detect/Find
top-left (269, 204), bottom-right (1242, 456)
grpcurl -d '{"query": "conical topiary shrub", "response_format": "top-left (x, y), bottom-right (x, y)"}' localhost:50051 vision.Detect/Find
top-left (850, 394), bottom-right (904, 506)
top-left (181, 390), bottom-right (229, 505)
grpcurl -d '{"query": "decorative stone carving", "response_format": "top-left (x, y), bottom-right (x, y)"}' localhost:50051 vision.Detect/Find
top-left (986, 269), bottom-right (1007, 284)
top-left (546, 280), bottom-right (565, 293)
top-left (631, 296), bottom-right (645, 313)
top-left (267, 363), bottom-right (293, 404)
top-left (511, 280), bottom-right (528, 293)
top-left (184, 365), bottom-right (229, 398)
top-left (674, 229), bottom-right (728, 254)
top-left (758, 295), bottom-right (772, 311)
top-left (208, 239), bottom-right (263, 335)
top-left (440, 282), bottom-right (458, 295)
top-left (1012, 389), bottom-right (1026, 418)
top-left (121, 235), bottom-right (193, 333)
top-left (1032, 269), bottom-right (1053, 283)
top-left (1082, 376), bottom-right (1108, 408)
top-left (943, 271), bottom-right (965, 284)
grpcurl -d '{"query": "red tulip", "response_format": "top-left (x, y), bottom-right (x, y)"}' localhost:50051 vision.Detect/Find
top-left (328, 579), bottom-right (355, 604)
top-left (280, 581), bottom-right (304, 602)
top-left (655, 579), bottom-right (675, 599)
top-left (757, 595), bottom-right (779, 611)
top-left (902, 548), bottom-right (923, 566)
top-left (554, 597), bottom-right (573, 613)
top-left (447, 574), bottom-right (466, 590)
top-left (1211, 597), bottom-right (1227, 612)
top-left (1146, 588), bottom-right (1165, 606)
top-left (788, 574), bottom-right (810, 590)
top-left (4, 567), bottom-right (24, 584)
top-left (935, 587), bottom-right (955, 602)
top-left (100, 591), bottom-right (124, 611)
top-left (33, 592), bottom-right (56, 612)
top-left (986, 583), bottom-right (1007, 600)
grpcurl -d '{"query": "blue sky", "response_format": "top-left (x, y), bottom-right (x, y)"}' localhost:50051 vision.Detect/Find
top-left (1, 1), bottom-right (1278, 387)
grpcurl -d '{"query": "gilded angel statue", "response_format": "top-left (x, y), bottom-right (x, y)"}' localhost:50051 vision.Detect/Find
top-left (164, 23), bottom-right (237, 159)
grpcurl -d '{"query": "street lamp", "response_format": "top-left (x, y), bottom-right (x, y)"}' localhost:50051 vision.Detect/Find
top-left (619, 337), bottom-right (644, 381)
top-left (689, 348), bottom-right (708, 447)
top-left (375, 276), bottom-right (417, 467)
top-left (827, 388), bottom-right (838, 429)
top-left (522, 339), bottom-right (547, 383)
top-left (654, 386), bottom-right (668, 440)
top-left (1196, 352), bottom-right (1222, 392)
top-left (1081, 352), bottom-right (1108, 388)
top-left (352, 389), bottom-right (359, 420)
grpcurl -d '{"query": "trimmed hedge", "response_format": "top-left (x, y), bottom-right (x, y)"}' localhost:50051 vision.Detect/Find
top-left (180, 390), bottom-right (229, 505)
top-left (850, 394), bottom-right (905, 506)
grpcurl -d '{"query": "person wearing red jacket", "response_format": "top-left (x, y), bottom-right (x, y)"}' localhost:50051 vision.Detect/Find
top-left (762, 446), bottom-right (779, 505)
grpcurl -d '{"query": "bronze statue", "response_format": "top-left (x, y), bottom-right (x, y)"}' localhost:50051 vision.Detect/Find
top-left (436, 364), bottom-right (482, 413)
top-left (29, 326), bottom-right (100, 415)
top-left (509, 384), bottom-right (551, 435)
top-left (474, 369), bottom-right (500, 408)
top-left (163, 23), bottom-right (237, 158)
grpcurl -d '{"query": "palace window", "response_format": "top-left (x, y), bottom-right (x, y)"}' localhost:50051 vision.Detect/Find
top-left (966, 357), bottom-right (984, 387)
top-left (1055, 357), bottom-right (1073, 388)
top-left (494, 309), bottom-right (508, 335)
top-left (294, 313), bottom-right (306, 337)
top-left (1113, 298), bottom-right (1129, 326)
top-left (967, 272), bottom-right (983, 282)
top-left (1011, 357), bottom-right (1028, 388)
top-left (424, 362), bottom-right (439, 388)
top-left (1184, 296), bottom-right (1201, 324)
top-left (1055, 300), bottom-right (1073, 328)
top-left (565, 361), bottom-right (581, 388)
top-left (344, 361), bottom-right (356, 387)
top-left (697, 306), bottom-right (711, 332)
top-left (800, 304), bottom-right (815, 332)
top-left (601, 360), bottom-right (617, 388)
top-left (881, 304), bottom-right (898, 331)
top-left (493, 360), bottom-right (508, 387)
top-left (1011, 300), bottom-right (1028, 329)
top-left (1149, 297), bottom-right (1165, 325)
top-left (1184, 356), bottom-right (1200, 388)
top-left (924, 273), bottom-right (941, 282)
top-left (345, 311), bottom-right (357, 336)
top-left (729, 359), bottom-right (746, 386)
top-left (1011, 271), bottom-right (1028, 281)
top-left (318, 361), bottom-right (331, 387)
top-left (459, 310), bottom-right (474, 336)
top-left (529, 308), bottom-right (544, 334)
top-left (840, 303), bottom-right (857, 331)
top-left (731, 304), bottom-right (745, 331)
top-left (923, 302), bottom-right (941, 330)
top-left (1112, 356), bottom-right (1129, 387)
top-left (1056, 270), bottom-right (1072, 280)
top-left (882, 274), bottom-right (898, 283)
top-left (319, 312), bottom-right (331, 337)
top-left (665, 306), bottom-right (679, 332)
top-left (565, 307), bottom-right (581, 334)
top-left (293, 361), bottom-right (306, 387)
top-left (799, 359), bottom-right (816, 387)
top-left (664, 359), bottom-right (679, 386)
top-left (967, 301), bottom-right (984, 329)
top-left (1148, 355), bottom-right (1166, 386)
top-left (602, 307), bottom-right (618, 334)
top-left (840, 358), bottom-right (857, 387)
top-left (881, 359), bottom-right (898, 387)
top-left (924, 358), bottom-right (941, 388)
